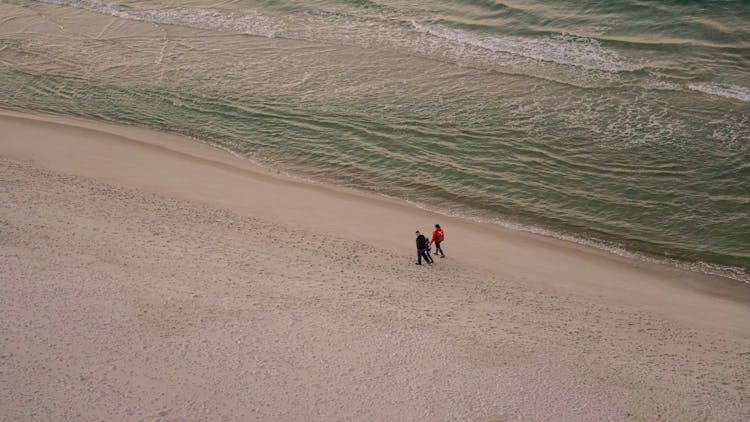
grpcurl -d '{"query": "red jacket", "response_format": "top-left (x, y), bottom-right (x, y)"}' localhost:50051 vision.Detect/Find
top-left (431, 228), bottom-right (444, 243)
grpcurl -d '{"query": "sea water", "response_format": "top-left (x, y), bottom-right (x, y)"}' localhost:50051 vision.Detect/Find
top-left (1, 0), bottom-right (748, 281)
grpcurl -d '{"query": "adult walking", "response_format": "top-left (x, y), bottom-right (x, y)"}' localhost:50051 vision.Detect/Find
top-left (431, 224), bottom-right (445, 258)
top-left (415, 230), bottom-right (433, 265)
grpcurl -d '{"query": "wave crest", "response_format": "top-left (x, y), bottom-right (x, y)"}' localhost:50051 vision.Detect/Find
top-left (39, 0), bottom-right (640, 75)
top-left (688, 83), bottom-right (750, 103)
top-left (412, 22), bottom-right (640, 72)
top-left (39, 0), bottom-right (285, 37)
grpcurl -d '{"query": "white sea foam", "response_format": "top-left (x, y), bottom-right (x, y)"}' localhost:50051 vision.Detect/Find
top-left (38, 0), bottom-right (638, 75)
top-left (38, 0), bottom-right (285, 37)
top-left (646, 80), bottom-right (681, 91)
top-left (411, 22), bottom-right (640, 72)
top-left (688, 83), bottom-right (750, 103)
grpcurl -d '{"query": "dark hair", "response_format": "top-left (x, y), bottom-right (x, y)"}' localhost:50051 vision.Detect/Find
top-left (415, 230), bottom-right (420, 233)
top-left (435, 224), bottom-right (441, 228)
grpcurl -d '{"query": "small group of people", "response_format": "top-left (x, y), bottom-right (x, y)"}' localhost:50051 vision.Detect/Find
top-left (415, 224), bottom-right (445, 265)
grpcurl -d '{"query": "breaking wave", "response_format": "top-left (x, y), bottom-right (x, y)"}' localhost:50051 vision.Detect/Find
top-left (411, 22), bottom-right (640, 72)
top-left (38, 0), bottom-right (638, 74)
top-left (688, 83), bottom-right (750, 103)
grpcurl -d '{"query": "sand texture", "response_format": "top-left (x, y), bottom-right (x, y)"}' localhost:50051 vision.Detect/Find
top-left (1, 110), bottom-right (749, 421)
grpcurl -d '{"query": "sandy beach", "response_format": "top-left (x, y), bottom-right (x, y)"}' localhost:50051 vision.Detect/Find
top-left (1, 109), bottom-right (749, 421)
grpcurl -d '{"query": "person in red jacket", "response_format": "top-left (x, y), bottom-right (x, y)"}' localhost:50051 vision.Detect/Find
top-left (431, 224), bottom-right (445, 258)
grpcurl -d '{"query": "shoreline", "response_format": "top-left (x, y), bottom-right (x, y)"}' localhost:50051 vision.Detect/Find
top-left (2, 107), bottom-right (749, 419)
top-left (2, 107), bottom-right (748, 301)
top-left (5, 105), bottom-right (747, 285)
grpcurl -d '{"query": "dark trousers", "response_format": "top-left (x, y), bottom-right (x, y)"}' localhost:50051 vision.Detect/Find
top-left (434, 241), bottom-right (445, 257)
top-left (417, 248), bottom-right (433, 264)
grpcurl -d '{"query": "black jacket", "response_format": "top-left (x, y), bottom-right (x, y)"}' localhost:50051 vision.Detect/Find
top-left (416, 234), bottom-right (428, 250)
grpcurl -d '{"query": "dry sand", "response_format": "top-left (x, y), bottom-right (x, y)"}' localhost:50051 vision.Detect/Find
top-left (1, 109), bottom-right (749, 421)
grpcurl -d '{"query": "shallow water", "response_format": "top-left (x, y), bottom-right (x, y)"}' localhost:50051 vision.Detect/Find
top-left (1, 0), bottom-right (748, 280)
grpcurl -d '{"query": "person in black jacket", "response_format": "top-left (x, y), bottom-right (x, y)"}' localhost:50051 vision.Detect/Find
top-left (415, 230), bottom-right (434, 265)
